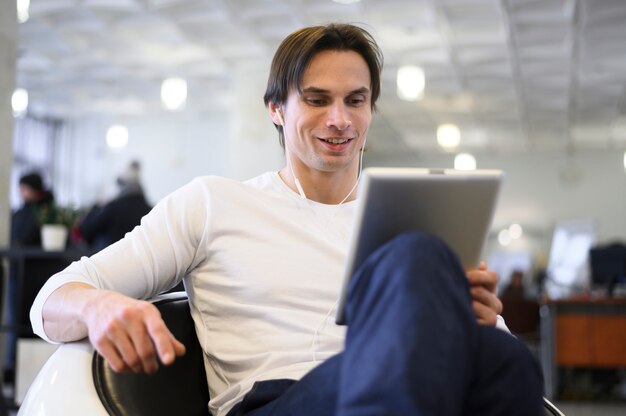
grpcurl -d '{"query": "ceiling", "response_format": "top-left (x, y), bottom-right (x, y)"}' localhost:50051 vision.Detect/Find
top-left (15, 0), bottom-right (626, 158)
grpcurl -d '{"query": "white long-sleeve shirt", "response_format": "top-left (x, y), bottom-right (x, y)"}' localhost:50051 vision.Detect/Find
top-left (31, 172), bottom-right (352, 415)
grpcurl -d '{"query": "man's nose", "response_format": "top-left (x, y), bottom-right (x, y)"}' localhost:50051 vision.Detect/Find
top-left (326, 104), bottom-right (351, 130)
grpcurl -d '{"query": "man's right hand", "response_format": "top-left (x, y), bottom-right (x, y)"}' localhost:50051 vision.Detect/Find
top-left (82, 290), bottom-right (186, 374)
top-left (42, 283), bottom-right (185, 374)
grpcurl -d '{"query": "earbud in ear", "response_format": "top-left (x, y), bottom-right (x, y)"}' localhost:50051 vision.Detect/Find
top-left (276, 109), bottom-right (285, 126)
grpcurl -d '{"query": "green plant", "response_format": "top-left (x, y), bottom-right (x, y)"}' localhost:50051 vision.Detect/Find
top-left (36, 204), bottom-right (81, 228)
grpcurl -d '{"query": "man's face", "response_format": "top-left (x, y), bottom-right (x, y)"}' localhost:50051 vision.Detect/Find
top-left (279, 49), bottom-right (372, 177)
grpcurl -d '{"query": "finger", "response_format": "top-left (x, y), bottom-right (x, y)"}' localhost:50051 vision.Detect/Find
top-left (466, 261), bottom-right (487, 273)
top-left (111, 306), bottom-right (158, 373)
top-left (93, 336), bottom-right (129, 373)
top-left (467, 270), bottom-right (499, 292)
top-left (162, 333), bottom-right (187, 366)
top-left (144, 314), bottom-right (183, 366)
top-left (107, 325), bottom-right (143, 373)
top-left (467, 269), bottom-right (496, 285)
top-left (471, 287), bottom-right (503, 314)
top-left (472, 301), bottom-right (498, 326)
top-left (172, 334), bottom-right (187, 357)
top-left (129, 323), bottom-right (160, 374)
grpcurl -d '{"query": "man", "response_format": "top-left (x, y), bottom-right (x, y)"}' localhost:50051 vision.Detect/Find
top-left (31, 24), bottom-right (543, 415)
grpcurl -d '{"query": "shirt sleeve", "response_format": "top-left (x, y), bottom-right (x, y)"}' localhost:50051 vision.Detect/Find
top-left (30, 177), bottom-right (213, 343)
top-left (495, 314), bottom-right (510, 333)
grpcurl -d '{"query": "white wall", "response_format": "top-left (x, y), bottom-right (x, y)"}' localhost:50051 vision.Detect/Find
top-left (63, 115), bottom-right (229, 207)
top-left (57, 112), bottom-right (284, 209)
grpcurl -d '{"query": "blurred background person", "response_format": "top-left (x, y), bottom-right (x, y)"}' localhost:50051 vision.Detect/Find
top-left (10, 171), bottom-right (54, 247)
top-left (500, 269), bottom-right (540, 349)
top-left (501, 269), bottom-right (527, 300)
top-left (78, 160), bottom-right (152, 252)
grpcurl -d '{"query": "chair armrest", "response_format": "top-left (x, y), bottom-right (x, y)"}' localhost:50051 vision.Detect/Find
top-left (19, 292), bottom-right (208, 416)
top-left (18, 340), bottom-right (108, 416)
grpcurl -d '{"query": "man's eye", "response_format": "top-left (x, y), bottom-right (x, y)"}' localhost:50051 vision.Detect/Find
top-left (306, 98), bottom-right (326, 105)
top-left (348, 97), bottom-right (366, 106)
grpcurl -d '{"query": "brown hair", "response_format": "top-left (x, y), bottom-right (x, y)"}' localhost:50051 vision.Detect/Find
top-left (263, 23), bottom-right (384, 147)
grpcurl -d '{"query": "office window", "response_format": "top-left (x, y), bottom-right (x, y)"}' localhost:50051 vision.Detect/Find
top-left (10, 116), bottom-right (61, 209)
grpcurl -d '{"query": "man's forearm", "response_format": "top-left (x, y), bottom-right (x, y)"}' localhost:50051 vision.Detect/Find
top-left (41, 282), bottom-right (97, 342)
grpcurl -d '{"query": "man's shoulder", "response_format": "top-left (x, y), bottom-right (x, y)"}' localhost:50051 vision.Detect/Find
top-left (242, 171), bottom-right (277, 190)
top-left (187, 175), bottom-right (247, 192)
top-left (158, 173), bottom-right (278, 209)
top-left (189, 172), bottom-right (275, 192)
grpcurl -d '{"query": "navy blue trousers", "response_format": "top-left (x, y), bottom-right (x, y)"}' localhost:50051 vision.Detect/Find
top-left (228, 232), bottom-right (544, 416)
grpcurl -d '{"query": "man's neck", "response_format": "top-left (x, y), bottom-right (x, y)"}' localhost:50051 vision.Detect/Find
top-left (278, 167), bottom-right (359, 205)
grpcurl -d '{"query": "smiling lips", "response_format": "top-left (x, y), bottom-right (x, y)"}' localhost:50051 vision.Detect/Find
top-left (319, 137), bottom-right (352, 144)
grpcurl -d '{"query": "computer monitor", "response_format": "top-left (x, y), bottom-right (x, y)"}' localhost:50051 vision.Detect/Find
top-left (545, 219), bottom-right (596, 299)
top-left (589, 243), bottom-right (626, 296)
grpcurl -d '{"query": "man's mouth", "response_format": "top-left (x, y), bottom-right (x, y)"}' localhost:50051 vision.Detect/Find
top-left (319, 137), bottom-right (352, 144)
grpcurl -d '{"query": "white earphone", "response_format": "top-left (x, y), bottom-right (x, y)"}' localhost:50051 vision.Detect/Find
top-left (275, 109), bottom-right (285, 126)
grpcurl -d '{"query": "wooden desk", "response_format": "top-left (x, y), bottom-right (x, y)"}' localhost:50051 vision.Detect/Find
top-left (540, 297), bottom-right (626, 399)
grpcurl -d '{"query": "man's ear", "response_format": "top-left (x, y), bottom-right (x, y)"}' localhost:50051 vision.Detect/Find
top-left (268, 102), bottom-right (283, 126)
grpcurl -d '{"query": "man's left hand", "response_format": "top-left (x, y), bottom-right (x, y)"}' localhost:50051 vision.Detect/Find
top-left (466, 262), bottom-right (502, 326)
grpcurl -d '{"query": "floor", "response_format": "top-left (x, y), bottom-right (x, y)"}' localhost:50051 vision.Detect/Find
top-left (4, 398), bottom-right (625, 415)
top-left (555, 401), bottom-right (626, 415)
top-left (3, 398), bottom-right (625, 415)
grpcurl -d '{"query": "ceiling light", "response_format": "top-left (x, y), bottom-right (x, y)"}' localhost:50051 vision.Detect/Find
top-left (17, 0), bottom-right (30, 23)
top-left (161, 77), bottom-right (187, 111)
top-left (12, 88), bottom-right (28, 117)
top-left (437, 123), bottom-right (461, 150)
top-left (332, 0), bottom-right (361, 4)
top-left (396, 65), bottom-right (425, 101)
top-left (508, 223), bottom-right (523, 239)
top-left (454, 153), bottom-right (476, 170)
top-left (498, 229), bottom-right (511, 246)
top-left (106, 125), bottom-right (129, 149)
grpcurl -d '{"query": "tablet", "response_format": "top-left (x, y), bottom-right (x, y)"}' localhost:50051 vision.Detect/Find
top-left (335, 167), bottom-right (503, 325)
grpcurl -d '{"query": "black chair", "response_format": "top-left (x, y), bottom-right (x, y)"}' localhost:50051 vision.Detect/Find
top-left (92, 294), bottom-right (210, 416)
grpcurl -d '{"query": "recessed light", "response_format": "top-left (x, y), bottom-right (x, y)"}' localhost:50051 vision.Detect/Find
top-left (396, 65), bottom-right (425, 101)
top-left (12, 88), bottom-right (28, 117)
top-left (161, 78), bottom-right (187, 111)
top-left (437, 123), bottom-right (461, 150)
top-left (106, 125), bottom-right (129, 149)
top-left (454, 153), bottom-right (476, 170)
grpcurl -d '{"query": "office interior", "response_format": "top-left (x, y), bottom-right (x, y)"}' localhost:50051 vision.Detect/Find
top-left (1, 0), bottom-right (626, 415)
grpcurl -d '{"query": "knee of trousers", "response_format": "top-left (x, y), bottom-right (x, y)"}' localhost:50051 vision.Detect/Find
top-left (385, 231), bottom-right (456, 259)
top-left (364, 231), bottom-right (464, 280)
top-left (346, 231), bottom-right (469, 316)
